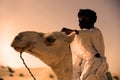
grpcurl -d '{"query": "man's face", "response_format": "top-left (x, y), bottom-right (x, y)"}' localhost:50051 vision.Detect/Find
top-left (78, 16), bottom-right (89, 29)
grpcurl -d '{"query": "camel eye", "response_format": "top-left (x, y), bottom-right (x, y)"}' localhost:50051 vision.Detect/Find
top-left (46, 37), bottom-right (56, 43)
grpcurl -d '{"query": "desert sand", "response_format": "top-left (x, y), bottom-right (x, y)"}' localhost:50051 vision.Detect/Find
top-left (0, 65), bottom-right (57, 80)
top-left (0, 65), bottom-right (120, 80)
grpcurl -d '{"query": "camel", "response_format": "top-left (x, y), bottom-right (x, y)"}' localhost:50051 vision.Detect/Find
top-left (11, 31), bottom-right (75, 80)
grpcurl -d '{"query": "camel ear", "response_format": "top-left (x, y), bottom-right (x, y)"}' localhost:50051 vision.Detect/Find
top-left (66, 32), bottom-right (75, 43)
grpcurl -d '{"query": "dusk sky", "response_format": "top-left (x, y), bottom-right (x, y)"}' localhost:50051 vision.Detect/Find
top-left (0, 0), bottom-right (120, 74)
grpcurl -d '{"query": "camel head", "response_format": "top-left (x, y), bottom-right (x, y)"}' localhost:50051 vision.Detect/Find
top-left (11, 31), bottom-right (75, 80)
top-left (11, 31), bottom-right (75, 54)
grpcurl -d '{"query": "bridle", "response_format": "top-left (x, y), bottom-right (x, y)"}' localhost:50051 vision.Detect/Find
top-left (20, 47), bottom-right (37, 80)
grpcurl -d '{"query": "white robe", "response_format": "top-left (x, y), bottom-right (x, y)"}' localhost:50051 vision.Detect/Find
top-left (71, 27), bottom-right (108, 80)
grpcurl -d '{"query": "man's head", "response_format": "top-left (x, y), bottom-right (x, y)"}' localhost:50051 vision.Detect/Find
top-left (78, 9), bottom-right (97, 29)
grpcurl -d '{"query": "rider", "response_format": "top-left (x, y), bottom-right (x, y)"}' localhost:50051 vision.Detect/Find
top-left (61, 9), bottom-right (108, 80)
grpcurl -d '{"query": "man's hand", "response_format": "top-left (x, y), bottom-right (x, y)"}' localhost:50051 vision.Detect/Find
top-left (61, 27), bottom-right (73, 35)
top-left (61, 27), bottom-right (79, 35)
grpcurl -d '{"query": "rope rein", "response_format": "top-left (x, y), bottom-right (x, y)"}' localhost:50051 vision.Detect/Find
top-left (20, 48), bottom-right (37, 80)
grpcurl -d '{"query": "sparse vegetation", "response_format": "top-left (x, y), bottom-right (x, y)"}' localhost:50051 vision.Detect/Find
top-left (113, 75), bottom-right (119, 80)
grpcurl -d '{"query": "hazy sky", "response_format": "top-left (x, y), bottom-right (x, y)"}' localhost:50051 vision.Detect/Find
top-left (0, 0), bottom-right (120, 74)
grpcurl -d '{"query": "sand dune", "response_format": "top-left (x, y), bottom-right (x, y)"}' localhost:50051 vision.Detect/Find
top-left (0, 65), bottom-right (57, 80)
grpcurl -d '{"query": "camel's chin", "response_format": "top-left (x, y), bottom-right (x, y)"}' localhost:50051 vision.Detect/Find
top-left (13, 47), bottom-right (23, 52)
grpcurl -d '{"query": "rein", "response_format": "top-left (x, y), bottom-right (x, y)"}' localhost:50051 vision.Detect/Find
top-left (20, 48), bottom-right (37, 80)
